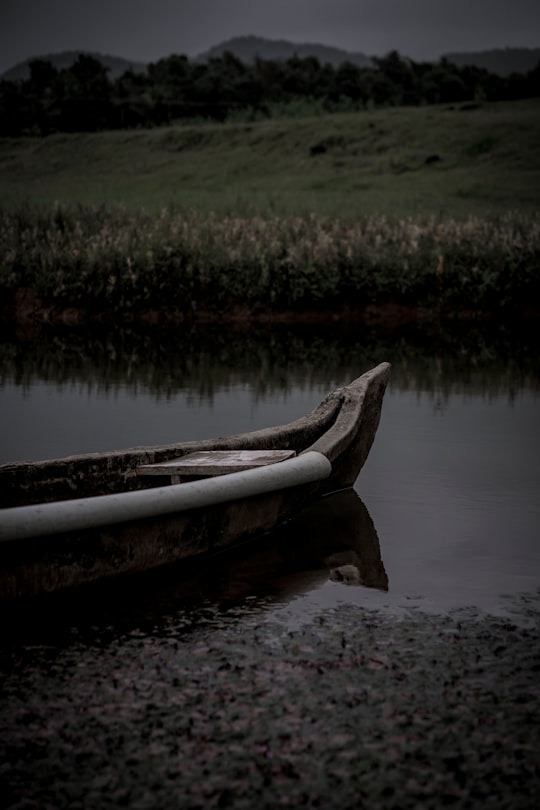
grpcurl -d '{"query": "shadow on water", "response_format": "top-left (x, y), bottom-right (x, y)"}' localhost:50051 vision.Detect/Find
top-left (1, 318), bottom-right (539, 464)
top-left (0, 490), bottom-right (386, 651)
top-left (2, 319), bottom-right (539, 399)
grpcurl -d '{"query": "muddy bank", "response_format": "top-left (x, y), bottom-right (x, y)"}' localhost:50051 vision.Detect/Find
top-left (2, 287), bottom-right (516, 328)
top-left (1, 597), bottom-right (538, 809)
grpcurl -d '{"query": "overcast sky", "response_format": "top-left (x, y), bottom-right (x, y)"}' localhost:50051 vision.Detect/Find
top-left (1, 0), bottom-right (539, 74)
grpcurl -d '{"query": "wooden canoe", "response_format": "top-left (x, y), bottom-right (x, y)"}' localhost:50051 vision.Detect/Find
top-left (0, 363), bottom-right (390, 599)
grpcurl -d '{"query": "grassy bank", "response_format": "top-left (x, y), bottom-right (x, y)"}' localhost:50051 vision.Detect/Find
top-left (1, 100), bottom-right (539, 219)
top-left (1, 206), bottom-right (539, 321)
top-left (1, 100), bottom-right (539, 322)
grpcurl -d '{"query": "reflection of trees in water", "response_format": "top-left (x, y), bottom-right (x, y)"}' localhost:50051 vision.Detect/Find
top-left (0, 322), bottom-right (538, 402)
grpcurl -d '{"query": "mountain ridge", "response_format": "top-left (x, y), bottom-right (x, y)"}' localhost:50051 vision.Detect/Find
top-left (2, 38), bottom-right (539, 81)
top-left (194, 35), bottom-right (373, 67)
top-left (441, 47), bottom-right (540, 76)
top-left (1, 51), bottom-right (147, 82)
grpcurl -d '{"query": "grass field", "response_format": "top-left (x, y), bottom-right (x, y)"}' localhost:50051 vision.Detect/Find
top-left (1, 100), bottom-right (539, 322)
top-left (1, 99), bottom-right (539, 219)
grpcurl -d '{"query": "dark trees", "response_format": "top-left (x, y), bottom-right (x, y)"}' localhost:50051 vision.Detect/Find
top-left (0, 49), bottom-right (538, 136)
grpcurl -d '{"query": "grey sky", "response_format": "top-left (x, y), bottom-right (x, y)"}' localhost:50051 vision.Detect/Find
top-left (1, 0), bottom-right (539, 75)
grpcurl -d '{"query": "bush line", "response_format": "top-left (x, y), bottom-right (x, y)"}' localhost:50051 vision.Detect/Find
top-left (1, 205), bottom-right (539, 319)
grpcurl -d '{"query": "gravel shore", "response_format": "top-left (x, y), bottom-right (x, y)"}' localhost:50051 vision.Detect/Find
top-left (1, 591), bottom-right (539, 809)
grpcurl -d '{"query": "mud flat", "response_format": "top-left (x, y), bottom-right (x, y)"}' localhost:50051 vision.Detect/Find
top-left (1, 591), bottom-right (539, 809)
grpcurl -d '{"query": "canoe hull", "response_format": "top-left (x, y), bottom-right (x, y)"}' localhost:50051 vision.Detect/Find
top-left (1, 490), bottom-right (388, 644)
top-left (1, 479), bottom-right (327, 599)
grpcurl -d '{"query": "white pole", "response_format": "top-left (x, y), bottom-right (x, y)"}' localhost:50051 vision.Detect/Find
top-left (0, 451), bottom-right (332, 542)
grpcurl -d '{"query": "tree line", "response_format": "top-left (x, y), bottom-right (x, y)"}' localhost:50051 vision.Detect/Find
top-left (1, 49), bottom-right (539, 136)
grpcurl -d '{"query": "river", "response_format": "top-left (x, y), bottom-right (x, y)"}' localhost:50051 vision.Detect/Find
top-left (1, 320), bottom-right (538, 621)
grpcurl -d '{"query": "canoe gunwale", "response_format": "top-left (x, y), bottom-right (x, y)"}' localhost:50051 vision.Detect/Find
top-left (0, 451), bottom-right (333, 543)
top-left (0, 363), bottom-right (390, 513)
top-left (0, 379), bottom-right (346, 510)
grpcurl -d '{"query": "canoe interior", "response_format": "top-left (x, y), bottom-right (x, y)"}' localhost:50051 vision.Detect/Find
top-left (0, 364), bottom-right (390, 509)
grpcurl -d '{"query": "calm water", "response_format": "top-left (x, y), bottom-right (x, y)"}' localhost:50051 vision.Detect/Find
top-left (1, 322), bottom-right (539, 621)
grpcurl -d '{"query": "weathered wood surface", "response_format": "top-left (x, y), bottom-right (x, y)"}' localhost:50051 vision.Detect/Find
top-left (137, 449), bottom-right (296, 482)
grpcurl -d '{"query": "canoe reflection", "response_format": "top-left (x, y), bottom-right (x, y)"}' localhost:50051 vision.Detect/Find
top-left (2, 491), bottom-right (387, 645)
top-left (169, 488), bottom-right (388, 604)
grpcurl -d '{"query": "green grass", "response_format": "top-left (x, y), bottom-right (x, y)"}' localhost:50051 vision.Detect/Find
top-left (1, 99), bottom-right (539, 219)
top-left (1, 100), bottom-right (539, 322)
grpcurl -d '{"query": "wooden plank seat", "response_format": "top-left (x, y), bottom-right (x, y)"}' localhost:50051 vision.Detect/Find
top-left (136, 449), bottom-right (296, 484)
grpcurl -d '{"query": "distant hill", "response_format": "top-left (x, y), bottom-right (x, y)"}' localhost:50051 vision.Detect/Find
top-left (196, 38), bottom-right (540, 75)
top-left (2, 41), bottom-right (539, 83)
top-left (441, 48), bottom-right (540, 76)
top-left (195, 35), bottom-right (373, 67)
top-left (1, 51), bottom-right (147, 81)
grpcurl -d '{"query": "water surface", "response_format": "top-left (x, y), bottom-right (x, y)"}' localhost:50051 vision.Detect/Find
top-left (1, 322), bottom-right (539, 626)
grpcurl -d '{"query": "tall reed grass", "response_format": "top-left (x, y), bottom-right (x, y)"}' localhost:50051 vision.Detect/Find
top-left (1, 205), bottom-right (538, 319)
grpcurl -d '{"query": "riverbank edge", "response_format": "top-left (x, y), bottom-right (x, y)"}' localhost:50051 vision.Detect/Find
top-left (4, 288), bottom-right (538, 328)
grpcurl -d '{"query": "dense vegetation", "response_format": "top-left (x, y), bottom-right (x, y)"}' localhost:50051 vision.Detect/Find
top-left (2, 205), bottom-right (538, 322)
top-left (1, 49), bottom-right (539, 136)
top-left (1, 96), bottom-right (538, 324)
